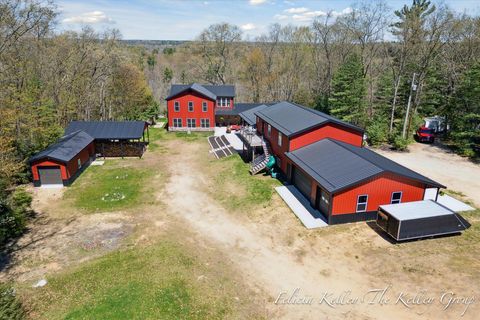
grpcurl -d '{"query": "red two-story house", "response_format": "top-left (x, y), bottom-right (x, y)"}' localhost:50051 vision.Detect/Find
top-left (166, 83), bottom-right (236, 131)
top-left (255, 102), bottom-right (444, 224)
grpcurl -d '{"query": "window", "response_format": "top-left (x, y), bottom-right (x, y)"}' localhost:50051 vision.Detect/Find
top-left (77, 158), bottom-right (82, 169)
top-left (267, 124), bottom-right (271, 137)
top-left (216, 97), bottom-right (230, 108)
top-left (356, 195), bottom-right (368, 212)
top-left (188, 101), bottom-right (194, 112)
top-left (391, 191), bottom-right (402, 204)
top-left (174, 101), bottom-right (180, 112)
top-left (187, 118), bottom-right (196, 128)
top-left (202, 101), bottom-right (208, 112)
top-left (278, 132), bottom-right (282, 147)
top-left (173, 118), bottom-right (182, 127)
top-left (200, 119), bottom-right (210, 128)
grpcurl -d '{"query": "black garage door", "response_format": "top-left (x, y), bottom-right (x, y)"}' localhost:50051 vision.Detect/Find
top-left (38, 166), bottom-right (63, 185)
top-left (293, 167), bottom-right (312, 200)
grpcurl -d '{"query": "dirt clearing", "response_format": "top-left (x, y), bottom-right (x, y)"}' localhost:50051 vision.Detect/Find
top-left (161, 138), bottom-right (480, 319)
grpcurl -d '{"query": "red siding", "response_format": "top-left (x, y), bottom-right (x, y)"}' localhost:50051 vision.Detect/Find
top-left (331, 173), bottom-right (426, 215)
top-left (260, 120), bottom-right (290, 172)
top-left (289, 123), bottom-right (363, 151)
top-left (31, 142), bottom-right (94, 183)
top-left (167, 91), bottom-right (215, 130)
top-left (31, 160), bottom-right (68, 180)
top-left (65, 143), bottom-right (95, 178)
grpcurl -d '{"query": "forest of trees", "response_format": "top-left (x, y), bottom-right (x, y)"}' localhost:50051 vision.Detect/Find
top-left (0, 0), bottom-right (479, 244)
top-left (149, 0), bottom-right (479, 156)
top-left (0, 0), bottom-right (157, 245)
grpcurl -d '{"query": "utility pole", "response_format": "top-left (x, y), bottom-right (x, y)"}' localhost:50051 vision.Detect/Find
top-left (402, 72), bottom-right (417, 139)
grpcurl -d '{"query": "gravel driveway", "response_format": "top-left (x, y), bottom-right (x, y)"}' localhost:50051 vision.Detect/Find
top-left (374, 142), bottom-right (480, 207)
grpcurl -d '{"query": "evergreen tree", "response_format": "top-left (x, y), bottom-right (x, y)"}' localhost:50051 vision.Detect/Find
top-left (329, 54), bottom-right (367, 126)
top-left (451, 62), bottom-right (480, 157)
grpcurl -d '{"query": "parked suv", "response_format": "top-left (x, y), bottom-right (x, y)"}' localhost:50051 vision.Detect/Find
top-left (416, 126), bottom-right (435, 143)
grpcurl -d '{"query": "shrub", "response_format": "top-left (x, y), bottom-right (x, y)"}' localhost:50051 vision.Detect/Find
top-left (366, 120), bottom-right (388, 146)
top-left (0, 283), bottom-right (26, 320)
top-left (392, 136), bottom-right (409, 151)
top-left (0, 188), bottom-right (32, 247)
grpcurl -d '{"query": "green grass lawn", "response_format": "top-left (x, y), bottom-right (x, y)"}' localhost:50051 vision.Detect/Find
top-left (64, 162), bottom-right (152, 213)
top-left (148, 128), bottom-right (212, 151)
top-left (211, 155), bottom-right (281, 211)
top-left (22, 240), bottom-right (258, 320)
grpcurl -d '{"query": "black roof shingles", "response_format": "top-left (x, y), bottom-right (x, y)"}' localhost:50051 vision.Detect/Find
top-left (255, 101), bottom-right (363, 137)
top-left (65, 121), bottom-right (146, 140)
top-left (285, 139), bottom-right (445, 194)
top-left (166, 83), bottom-right (235, 100)
top-left (30, 130), bottom-right (94, 163)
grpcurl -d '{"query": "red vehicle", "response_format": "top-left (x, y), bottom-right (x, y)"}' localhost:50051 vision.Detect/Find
top-left (229, 124), bottom-right (241, 131)
top-left (416, 126), bottom-right (435, 143)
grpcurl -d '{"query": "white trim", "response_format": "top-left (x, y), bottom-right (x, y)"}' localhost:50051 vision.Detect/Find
top-left (202, 101), bottom-right (208, 112)
top-left (188, 101), bottom-right (194, 112)
top-left (356, 194), bottom-right (368, 212)
top-left (278, 132), bottom-right (283, 147)
top-left (174, 101), bottom-right (180, 112)
top-left (200, 118), bottom-right (210, 128)
top-left (391, 191), bottom-right (402, 204)
top-left (173, 118), bottom-right (182, 127)
top-left (187, 118), bottom-right (196, 128)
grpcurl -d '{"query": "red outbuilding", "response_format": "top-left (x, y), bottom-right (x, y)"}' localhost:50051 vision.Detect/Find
top-left (251, 101), bottom-right (445, 224)
top-left (30, 130), bottom-right (95, 186)
top-left (255, 101), bottom-right (364, 173)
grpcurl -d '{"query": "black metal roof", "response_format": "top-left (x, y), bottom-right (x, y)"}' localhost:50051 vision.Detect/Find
top-left (285, 139), bottom-right (445, 194)
top-left (166, 83), bottom-right (235, 100)
top-left (215, 103), bottom-right (266, 116)
top-left (239, 104), bottom-right (269, 125)
top-left (30, 130), bottom-right (94, 164)
top-left (255, 101), bottom-right (363, 137)
top-left (65, 121), bottom-right (146, 140)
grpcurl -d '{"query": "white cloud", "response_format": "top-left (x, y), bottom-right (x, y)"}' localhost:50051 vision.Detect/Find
top-left (283, 7), bottom-right (351, 23)
top-left (249, 0), bottom-right (267, 5)
top-left (62, 11), bottom-right (115, 24)
top-left (292, 10), bottom-right (326, 21)
top-left (241, 23), bottom-right (256, 31)
top-left (284, 7), bottom-right (308, 14)
top-left (331, 7), bottom-right (353, 17)
top-left (203, 1), bottom-right (209, 5)
top-left (274, 14), bottom-right (288, 20)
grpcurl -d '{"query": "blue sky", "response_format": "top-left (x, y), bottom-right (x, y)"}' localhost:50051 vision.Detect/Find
top-left (57, 0), bottom-right (480, 40)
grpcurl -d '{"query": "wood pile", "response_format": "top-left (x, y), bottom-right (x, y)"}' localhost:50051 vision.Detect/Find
top-left (95, 141), bottom-right (146, 157)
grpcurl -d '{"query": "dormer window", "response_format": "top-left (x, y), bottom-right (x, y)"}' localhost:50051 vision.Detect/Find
top-left (216, 97), bottom-right (231, 108)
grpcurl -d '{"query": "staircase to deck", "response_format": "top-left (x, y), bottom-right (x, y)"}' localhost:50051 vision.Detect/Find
top-left (249, 138), bottom-right (272, 175)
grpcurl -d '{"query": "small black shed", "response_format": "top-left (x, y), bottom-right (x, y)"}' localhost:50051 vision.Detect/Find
top-left (377, 200), bottom-right (470, 241)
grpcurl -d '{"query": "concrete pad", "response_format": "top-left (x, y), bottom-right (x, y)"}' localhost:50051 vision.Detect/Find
top-left (214, 127), bottom-right (227, 136)
top-left (153, 121), bottom-right (165, 128)
top-left (40, 184), bottom-right (64, 189)
top-left (276, 185), bottom-right (328, 229)
top-left (437, 194), bottom-right (475, 212)
top-left (224, 133), bottom-right (244, 151)
top-left (91, 160), bottom-right (105, 166)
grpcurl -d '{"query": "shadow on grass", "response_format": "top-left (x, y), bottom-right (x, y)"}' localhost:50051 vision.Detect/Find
top-left (366, 221), bottom-right (463, 245)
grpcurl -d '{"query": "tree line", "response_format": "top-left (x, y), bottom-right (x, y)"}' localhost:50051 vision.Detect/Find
top-left (153, 0), bottom-right (479, 155)
top-left (0, 0), bottom-right (156, 246)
